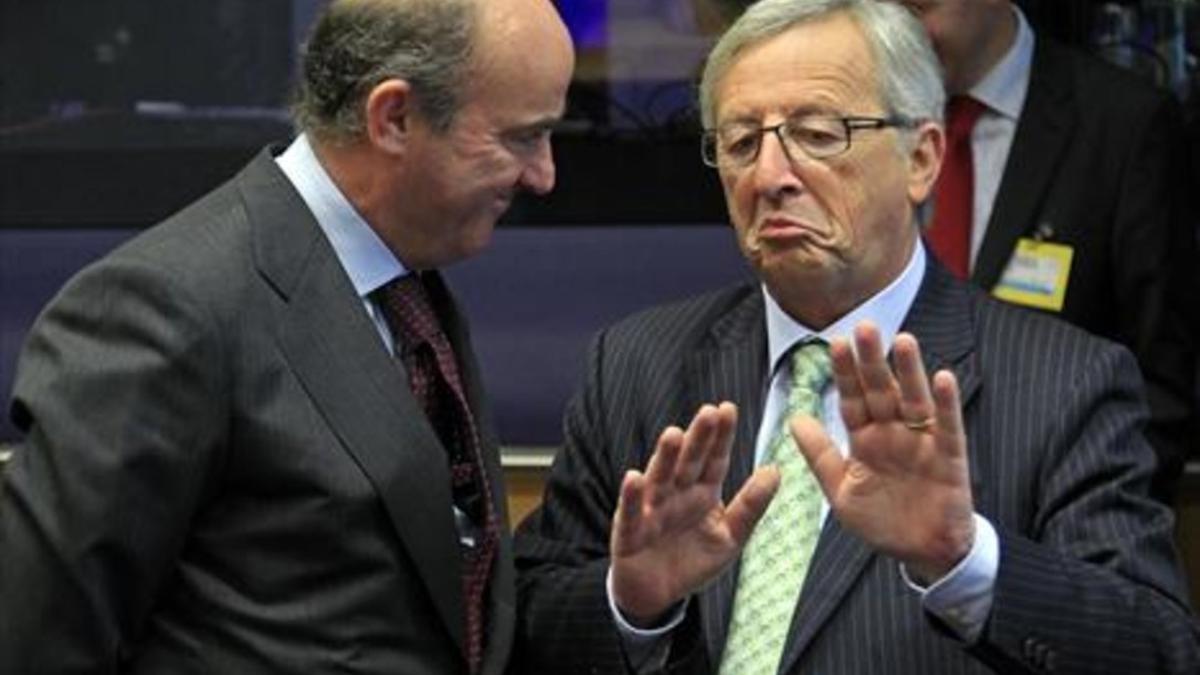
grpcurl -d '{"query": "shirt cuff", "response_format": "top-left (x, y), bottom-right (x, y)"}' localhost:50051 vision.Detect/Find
top-left (606, 566), bottom-right (687, 669)
top-left (901, 513), bottom-right (999, 644)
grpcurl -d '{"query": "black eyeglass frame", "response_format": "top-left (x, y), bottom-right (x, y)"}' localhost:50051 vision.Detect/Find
top-left (700, 114), bottom-right (921, 168)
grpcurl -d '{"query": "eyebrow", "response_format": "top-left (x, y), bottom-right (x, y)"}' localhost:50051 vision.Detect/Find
top-left (511, 115), bottom-right (563, 135)
top-left (717, 105), bottom-right (843, 128)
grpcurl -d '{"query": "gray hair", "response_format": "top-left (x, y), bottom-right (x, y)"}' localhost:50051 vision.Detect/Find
top-left (291, 0), bottom-right (477, 140)
top-left (698, 0), bottom-right (944, 132)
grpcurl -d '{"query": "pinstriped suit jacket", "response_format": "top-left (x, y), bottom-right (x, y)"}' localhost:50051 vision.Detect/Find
top-left (514, 259), bottom-right (1199, 674)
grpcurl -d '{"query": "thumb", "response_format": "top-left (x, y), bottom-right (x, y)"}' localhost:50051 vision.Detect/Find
top-left (724, 464), bottom-right (780, 546)
top-left (790, 413), bottom-right (844, 500)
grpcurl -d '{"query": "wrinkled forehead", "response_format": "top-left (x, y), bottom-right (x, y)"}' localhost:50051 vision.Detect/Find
top-left (713, 16), bottom-right (883, 125)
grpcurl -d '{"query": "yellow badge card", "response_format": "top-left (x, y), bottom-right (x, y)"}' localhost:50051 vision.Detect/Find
top-left (992, 238), bottom-right (1073, 312)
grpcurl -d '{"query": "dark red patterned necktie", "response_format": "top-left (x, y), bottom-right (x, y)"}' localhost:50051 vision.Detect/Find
top-left (928, 95), bottom-right (987, 279)
top-left (376, 274), bottom-right (497, 675)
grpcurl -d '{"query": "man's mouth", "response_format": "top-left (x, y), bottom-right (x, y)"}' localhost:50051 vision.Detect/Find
top-left (759, 216), bottom-right (819, 241)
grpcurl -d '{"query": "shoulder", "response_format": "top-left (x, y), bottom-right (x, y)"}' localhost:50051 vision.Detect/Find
top-left (41, 152), bottom-right (291, 341)
top-left (597, 283), bottom-right (760, 355)
top-left (972, 290), bottom-right (1138, 387)
top-left (1035, 37), bottom-right (1177, 116)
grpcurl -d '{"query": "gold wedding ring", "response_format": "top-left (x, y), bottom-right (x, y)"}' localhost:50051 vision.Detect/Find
top-left (902, 416), bottom-right (936, 432)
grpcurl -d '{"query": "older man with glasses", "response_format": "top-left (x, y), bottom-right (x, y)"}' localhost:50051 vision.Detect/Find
top-left (512, 0), bottom-right (1200, 673)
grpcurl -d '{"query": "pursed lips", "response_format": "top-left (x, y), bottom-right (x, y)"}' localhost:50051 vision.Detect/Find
top-left (758, 215), bottom-right (821, 241)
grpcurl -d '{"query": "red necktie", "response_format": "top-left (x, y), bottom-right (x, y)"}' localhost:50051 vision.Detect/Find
top-left (928, 96), bottom-right (987, 279)
top-left (376, 274), bottom-right (497, 675)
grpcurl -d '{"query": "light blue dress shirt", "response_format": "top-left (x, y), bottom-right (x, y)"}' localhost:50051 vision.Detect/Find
top-left (275, 133), bottom-right (409, 353)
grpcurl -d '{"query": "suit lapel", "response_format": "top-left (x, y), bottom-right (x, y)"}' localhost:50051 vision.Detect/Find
top-left (680, 288), bottom-right (770, 666)
top-left (776, 257), bottom-right (982, 672)
top-left (905, 257), bottom-right (983, 411)
top-left (973, 40), bottom-right (1075, 289)
top-left (238, 151), bottom-right (468, 653)
top-left (777, 520), bottom-right (875, 671)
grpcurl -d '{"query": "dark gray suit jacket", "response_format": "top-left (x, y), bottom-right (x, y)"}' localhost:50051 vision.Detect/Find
top-left (514, 259), bottom-right (1199, 674)
top-left (969, 38), bottom-right (1196, 498)
top-left (0, 150), bottom-right (516, 674)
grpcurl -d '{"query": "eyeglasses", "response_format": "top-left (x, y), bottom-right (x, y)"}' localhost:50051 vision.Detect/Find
top-left (701, 114), bottom-right (919, 169)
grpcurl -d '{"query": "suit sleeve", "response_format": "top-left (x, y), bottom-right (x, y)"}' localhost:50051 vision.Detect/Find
top-left (511, 329), bottom-right (636, 673)
top-left (968, 341), bottom-right (1200, 674)
top-left (512, 330), bottom-right (711, 675)
top-left (0, 255), bottom-right (228, 671)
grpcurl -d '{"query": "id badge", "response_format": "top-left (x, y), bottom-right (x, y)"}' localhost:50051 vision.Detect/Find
top-left (992, 237), bottom-right (1073, 312)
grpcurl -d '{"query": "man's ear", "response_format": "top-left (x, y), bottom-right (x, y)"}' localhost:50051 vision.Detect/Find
top-left (906, 120), bottom-right (945, 204)
top-left (365, 79), bottom-right (413, 155)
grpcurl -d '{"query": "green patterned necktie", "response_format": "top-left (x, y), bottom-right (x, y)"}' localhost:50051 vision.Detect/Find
top-left (719, 340), bottom-right (832, 675)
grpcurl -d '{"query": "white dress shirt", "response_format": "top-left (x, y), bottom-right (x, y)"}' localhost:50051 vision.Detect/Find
top-left (611, 241), bottom-right (1000, 667)
top-left (965, 4), bottom-right (1035, 271)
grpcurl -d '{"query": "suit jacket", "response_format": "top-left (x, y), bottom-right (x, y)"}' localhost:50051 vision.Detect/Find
top-left (0, 149), bottom-right (516, 674)
top-left (513, 259), bottom-right (1199, 674)
top-left (969, 37), bottom-right (1196, 496)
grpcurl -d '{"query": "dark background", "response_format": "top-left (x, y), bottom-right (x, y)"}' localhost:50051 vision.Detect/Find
top-left (3, 0), bottom-right (1195, 229)
top-left (1, 0), bottom-right (1197, 445)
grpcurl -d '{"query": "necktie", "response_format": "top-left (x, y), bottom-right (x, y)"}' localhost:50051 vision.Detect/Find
top-left (928, 95), bottom-right (987, 280)
top-left (719, 340), bottom-right (832, 675)
top-left (376, 274), bottom-right (497, 675)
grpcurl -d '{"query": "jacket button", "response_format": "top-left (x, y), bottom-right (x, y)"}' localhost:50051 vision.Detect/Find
top-left (1023, 636), bottom-right (1049, 670)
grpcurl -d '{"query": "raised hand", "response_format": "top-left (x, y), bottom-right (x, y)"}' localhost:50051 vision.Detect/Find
top-left (790, 322), bottom-right (974, 583)
top-left (610, 402), bottom-right (779, 625)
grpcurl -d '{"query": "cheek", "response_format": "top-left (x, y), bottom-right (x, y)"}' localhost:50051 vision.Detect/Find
top-left (723, 173), bottom-right (752, 223)
top-left (810, 171), bottom-right (859, 229)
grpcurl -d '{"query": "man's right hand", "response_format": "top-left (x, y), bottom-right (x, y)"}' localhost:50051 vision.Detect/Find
top-left (609, 402), bottom-right (779, 626)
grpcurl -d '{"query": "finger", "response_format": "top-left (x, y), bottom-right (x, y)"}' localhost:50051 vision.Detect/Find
top-left (790, 414), bottom-right (845, 502)
top-left (643, 426), bottom-right (684, 506)
top-left (831, 336), bottom-right (870, 430)
top-left (723, 464), bottom-right (780, 546)
top-left (893, 333), bottom-right (935, 424)
top-left (676, 404), bottom-right (719, 489)
top-left (611, 470), bottom-right (647, 556)
top-left (931, 370), bottom-right (966, 459)
top-left (853, 322), bottom-right (901, 422)
top-left (699, 402), bottom-right (739, 486)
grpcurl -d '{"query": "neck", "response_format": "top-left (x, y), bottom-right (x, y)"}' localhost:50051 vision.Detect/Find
top-left (309, 135), bottom-right (406, 258)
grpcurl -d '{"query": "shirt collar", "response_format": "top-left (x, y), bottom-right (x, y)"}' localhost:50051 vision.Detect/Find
top-left (764, 241), bottom-right (926, 375)
top-left (275, 133), bottom-right (408, 298)
top-left (969, 3), bottom-right (1034, 121)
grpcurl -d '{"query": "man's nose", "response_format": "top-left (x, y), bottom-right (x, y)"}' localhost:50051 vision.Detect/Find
top-left (751, 131), bottom-right (803, 200)
top-left (520, 139), bottom-right (556, 195)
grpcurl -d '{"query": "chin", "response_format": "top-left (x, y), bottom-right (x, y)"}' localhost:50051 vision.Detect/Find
top-left (461, 225), bottom-right (496, 259)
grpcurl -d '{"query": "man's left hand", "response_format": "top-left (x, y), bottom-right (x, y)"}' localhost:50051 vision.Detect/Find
top-left (791, 321), bottom-right (975, 583)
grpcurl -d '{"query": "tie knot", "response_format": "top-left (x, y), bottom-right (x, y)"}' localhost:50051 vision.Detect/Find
top-left (790, 340), bottom-right (831, 397)
top-left (945, 95), bottom-right (987, 141)
top-left (377, 273), bottom-right (442, 346)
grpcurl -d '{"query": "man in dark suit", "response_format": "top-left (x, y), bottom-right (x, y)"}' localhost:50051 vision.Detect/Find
top-left (513, 0), bottom-right (1198, 673)
top-left (0, 0), bottom-right (573, 672)
top-left (903, 0), bottom-right (1196, 501)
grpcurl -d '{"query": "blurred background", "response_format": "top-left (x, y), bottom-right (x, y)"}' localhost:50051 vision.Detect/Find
top-left (2, 0), bottom-right (1199, 550)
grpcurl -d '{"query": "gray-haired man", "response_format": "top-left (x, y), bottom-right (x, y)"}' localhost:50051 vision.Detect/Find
top-left (513, 0), bottom-right (1198, 673)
